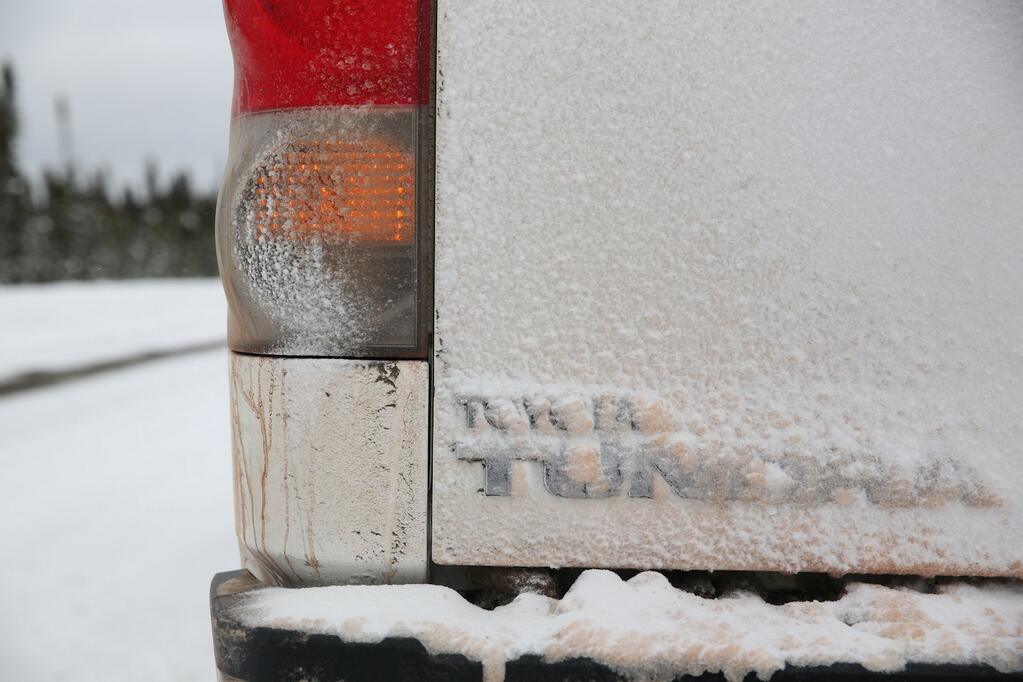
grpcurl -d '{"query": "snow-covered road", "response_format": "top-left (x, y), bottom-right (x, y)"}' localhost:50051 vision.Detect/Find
top-left (0, 281), bottom-right (236, 681)
top-left (0, 279), bottom-right (226, 382)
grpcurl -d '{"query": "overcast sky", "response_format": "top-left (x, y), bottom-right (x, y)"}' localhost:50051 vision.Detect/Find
top-left (0, 0), bottom-right (233, 193)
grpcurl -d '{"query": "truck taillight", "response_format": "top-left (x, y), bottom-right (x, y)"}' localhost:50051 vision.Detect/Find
top-left (217, 0), bottom-right (431, 357)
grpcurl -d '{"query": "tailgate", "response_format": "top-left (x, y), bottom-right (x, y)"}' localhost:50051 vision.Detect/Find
top-left (430, 1), bottom-right (1023, 575)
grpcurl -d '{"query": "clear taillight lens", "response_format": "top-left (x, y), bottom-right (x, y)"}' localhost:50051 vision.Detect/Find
top-left (217, 0), bottom-right (430, 358)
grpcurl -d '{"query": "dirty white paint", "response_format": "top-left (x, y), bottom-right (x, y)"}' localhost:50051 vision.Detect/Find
top-left (230, 353), bottom-right (429, 585)
top-left (237, 569), bottom-right (1023, 682)
top-left (432, 2), bottom-right (1023, 575)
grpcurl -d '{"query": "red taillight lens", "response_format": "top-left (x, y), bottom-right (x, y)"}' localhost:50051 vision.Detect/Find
top-left (225, 0), bottom-right (431, 114)
top-left (217, 1), bottom-right (431, 358)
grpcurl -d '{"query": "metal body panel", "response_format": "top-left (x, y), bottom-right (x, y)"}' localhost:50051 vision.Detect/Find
top-left (230, 353), bottom-right (429, 585)
top-left (431, 2), bottom-right (1023, 574)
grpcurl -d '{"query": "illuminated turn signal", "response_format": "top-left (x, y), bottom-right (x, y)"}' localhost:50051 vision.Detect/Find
top-left (249, 139), bottom-right (415, 244)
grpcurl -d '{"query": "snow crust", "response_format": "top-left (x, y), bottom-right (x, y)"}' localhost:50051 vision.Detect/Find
top-left (241, 569), bottom-right (1023, 682)
top-left (447, 379), bottom-right (999, 508)
top-left (432, 1), bottom-right (1023, 574)
top-left (0, 279), bottom-right (224, 381)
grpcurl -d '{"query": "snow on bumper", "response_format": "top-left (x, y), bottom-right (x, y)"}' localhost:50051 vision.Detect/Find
top-left (210, 569), bottom-right (1023, 682)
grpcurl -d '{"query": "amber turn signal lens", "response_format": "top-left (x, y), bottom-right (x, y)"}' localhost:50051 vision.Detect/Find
top-left (219, 108), bottom-right (422, 356)
top-left (251, 138), bottom-right (415, 244)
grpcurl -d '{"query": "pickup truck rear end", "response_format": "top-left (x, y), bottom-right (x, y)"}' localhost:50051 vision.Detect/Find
top-left (211, 1), bottom-right (1023, 679)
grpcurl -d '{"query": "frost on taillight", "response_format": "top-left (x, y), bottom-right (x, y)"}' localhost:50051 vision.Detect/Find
top-left (217, 0), bottom-right (431, 357)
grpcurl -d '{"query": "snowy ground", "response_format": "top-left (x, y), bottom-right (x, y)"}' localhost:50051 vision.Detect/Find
top-left (0, 279), bottom-right (226, 382)
top-left (0, 280), bottom-right (236, 681)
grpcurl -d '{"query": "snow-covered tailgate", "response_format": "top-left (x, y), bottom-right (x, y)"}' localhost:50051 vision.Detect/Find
top-left (431, 2), bottom-right (1023, 575)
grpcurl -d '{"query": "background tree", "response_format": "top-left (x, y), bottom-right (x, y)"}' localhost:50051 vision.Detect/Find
top-left (0, 64), bottom-right (33, 282)
top-left (0, 62), bottom-right (219, 283)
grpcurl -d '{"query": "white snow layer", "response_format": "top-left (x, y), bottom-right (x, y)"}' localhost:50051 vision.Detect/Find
top-left (0, 282), bottom-right (235, 681)
top-left (431, 1), bottom-right (1023, 574)
top-left (241, 569), bottom-right (1023, 682)
top-left (0, 279), bottom-right (225, 381)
